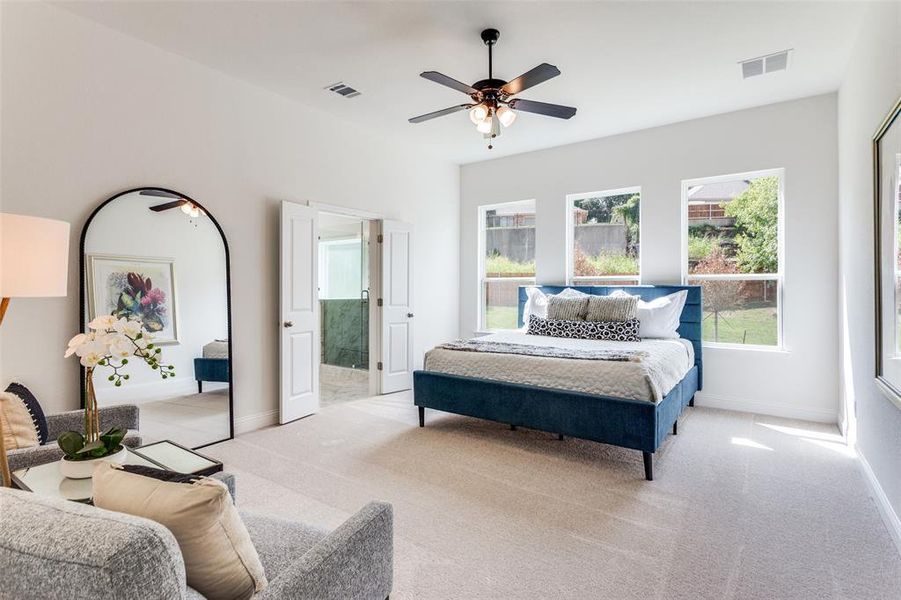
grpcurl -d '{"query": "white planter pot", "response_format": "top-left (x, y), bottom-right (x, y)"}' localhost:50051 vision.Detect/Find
top-left (59, 445), bottom-right (127, 480)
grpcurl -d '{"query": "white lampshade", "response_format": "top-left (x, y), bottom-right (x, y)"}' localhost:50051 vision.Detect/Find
top-left (0, 213), bottom-right (70, 297)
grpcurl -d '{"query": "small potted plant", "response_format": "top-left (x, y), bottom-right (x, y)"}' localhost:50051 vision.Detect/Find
top-left (60, 315), bottom-right (175, 479)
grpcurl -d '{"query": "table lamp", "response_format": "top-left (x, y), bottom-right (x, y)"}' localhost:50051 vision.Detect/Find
top-left (0, 213), bottom-right (70, 486)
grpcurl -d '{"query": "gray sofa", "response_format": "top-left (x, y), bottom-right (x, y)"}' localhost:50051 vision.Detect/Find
top-left (6, 404), bottom-right (141, 471)
top-left (0, 485), bottom-right (394, 599)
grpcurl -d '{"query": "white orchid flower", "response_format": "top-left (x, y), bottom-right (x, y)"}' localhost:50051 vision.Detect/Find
top-left (78, 340), bottom-right (108, 367)
top-left (115, 319), bottom-right (143, 338)
top-left (108, 339), bottom-right (134, 360)
top-left (88, 315), bottom-right (118, 331)
top-left (65, 333), bottom-right (89, 357)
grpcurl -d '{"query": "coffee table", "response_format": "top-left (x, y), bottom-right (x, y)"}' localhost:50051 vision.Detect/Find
top-left (11, 440), bottom-right (223, 503)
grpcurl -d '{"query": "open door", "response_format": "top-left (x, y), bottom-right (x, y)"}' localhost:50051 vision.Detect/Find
top-left (279, 201), bottom-right (320, 423)
top-left (379, 220), bottom-right (414, 393)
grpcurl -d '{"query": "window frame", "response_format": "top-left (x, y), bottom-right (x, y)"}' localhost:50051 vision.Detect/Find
top-left (565, 186), bottom-right (642, 286)
top-left (477, 200), bottom-right (537, 333)
top-left (680, 168), bottom-right (786, 351)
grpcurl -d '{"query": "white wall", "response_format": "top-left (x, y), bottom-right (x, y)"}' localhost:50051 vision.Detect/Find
top-left (462, 95), bottom-right (840, 422)
top-left (0, 2), bottom-right (460, 431)
top-left (836, 1), bottom-right (901, 532)
top-left (83, 192), bottom-right (229, 401)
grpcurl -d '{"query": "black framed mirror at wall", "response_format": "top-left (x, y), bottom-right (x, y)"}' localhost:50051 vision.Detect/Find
top-left (79, 187), bottom-right (234, 449)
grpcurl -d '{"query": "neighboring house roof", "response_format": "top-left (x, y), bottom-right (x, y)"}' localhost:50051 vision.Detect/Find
top-left (687, 180), bottom-right (750, 205)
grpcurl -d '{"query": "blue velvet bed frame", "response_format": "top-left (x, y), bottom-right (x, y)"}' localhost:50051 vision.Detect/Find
top-left (413, 285), bottom-right (702, 480)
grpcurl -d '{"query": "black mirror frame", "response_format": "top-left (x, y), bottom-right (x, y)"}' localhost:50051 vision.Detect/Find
top-left (873, 96), bottom-right (901, 406)
top-left (78, 186), bottom-right (235, 448)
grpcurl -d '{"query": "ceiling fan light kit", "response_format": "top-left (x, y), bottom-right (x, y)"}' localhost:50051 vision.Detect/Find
top-left (409, 28), bottom-right (577, 150)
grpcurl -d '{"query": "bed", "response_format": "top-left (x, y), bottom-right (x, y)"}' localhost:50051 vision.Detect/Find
top-left (193, 340), bottom-right (230, 393)
top-left (413, 285), bottom-right (702, 480)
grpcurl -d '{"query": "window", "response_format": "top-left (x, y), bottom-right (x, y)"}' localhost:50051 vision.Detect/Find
top-left (683, 170), bottom-right (784, 347)
top-left (479, 200), bottom-right (536, 330)
top-left (566, 188), bottom-right (641, 285)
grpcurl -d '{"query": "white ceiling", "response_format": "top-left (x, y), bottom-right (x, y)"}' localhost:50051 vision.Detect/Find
top-left (57, 1), bottom-right (868, 164)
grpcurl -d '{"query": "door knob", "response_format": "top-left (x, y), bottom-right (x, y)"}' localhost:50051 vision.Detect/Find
top-left (283, 321), bottom-right (294, 328)
top-left (407, 313), bottom-right (414, 318)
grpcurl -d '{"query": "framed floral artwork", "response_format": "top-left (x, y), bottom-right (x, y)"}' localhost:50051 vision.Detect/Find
top-left (86, 254), bottom-right (179, 345)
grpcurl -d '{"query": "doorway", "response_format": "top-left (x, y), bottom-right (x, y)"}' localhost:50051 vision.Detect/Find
top-left (279, 201), bottom-right (413, 424)
top-left (318, 212), bottom-right (376, 406)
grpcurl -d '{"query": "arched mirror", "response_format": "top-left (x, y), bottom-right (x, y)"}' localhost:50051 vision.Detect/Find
top-left (80, 187), bottom-right (233, 448)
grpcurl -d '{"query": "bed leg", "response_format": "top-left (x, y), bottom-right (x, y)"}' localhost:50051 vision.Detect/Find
top-left (673, 419), bottom-right (678, 435)
top-left (418, 406), bottom-right (424, 428)
top-left (689, 396), bottom-right (695, 407)
top-left (558, 433), bottom-right (564, 441)
top-left (197, 381), bottom-right (203, 394)
top-left (642, 452), bottom-right (653, 481)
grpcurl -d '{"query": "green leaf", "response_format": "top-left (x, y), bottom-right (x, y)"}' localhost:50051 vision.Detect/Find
top-left (100, 427), bottom-right (127, 450)
top-left (76, 439), bottom-right (104, 455)
top-left (57, 431), bottom-right (85, 457)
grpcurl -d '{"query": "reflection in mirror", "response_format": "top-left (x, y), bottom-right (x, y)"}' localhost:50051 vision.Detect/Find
top-left (875, 98), bottom-right (901, 400)
top-left (81, 189), bottom-right (232, 448)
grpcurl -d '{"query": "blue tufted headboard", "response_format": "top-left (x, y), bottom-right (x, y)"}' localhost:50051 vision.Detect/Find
top-left (517, 285), bottom-right (703, 389)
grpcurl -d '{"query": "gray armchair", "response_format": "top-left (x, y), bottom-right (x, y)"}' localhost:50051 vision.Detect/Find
top-left (6, 404), bottom-right (141, 472)
top-left (0, 485), bottom-right (394, 600)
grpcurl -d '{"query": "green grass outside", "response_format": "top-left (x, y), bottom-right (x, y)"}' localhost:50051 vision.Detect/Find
top-left (485, 306), bottom-right (519, 330)
top-left (702, 305), bottom-right (777, 346)
top-left (576, 252), bottom-right (638, 276)
top-left (485, 255), bottom-right (535, 276)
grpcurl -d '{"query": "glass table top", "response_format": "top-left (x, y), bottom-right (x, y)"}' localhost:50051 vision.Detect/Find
top-left (12, 441), bottom-right (222, 503)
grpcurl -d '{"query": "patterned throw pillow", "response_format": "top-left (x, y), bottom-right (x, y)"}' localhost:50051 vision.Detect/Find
top-left (5, 382), bottom-right (48, 444)
top-left (586, 295), bottom-right (639, 322)
top-left (528, 314), bottom-right (641, 342)
top-left (546, 294), bottom-right (589, 321)
top-left (0, 392), bottom-right (40, 451)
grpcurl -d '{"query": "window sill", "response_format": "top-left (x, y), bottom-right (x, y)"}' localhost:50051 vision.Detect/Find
top-left (702, 342), bottom-right (789, 354)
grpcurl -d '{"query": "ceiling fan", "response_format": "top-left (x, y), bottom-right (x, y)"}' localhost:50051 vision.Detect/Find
top-left (139, 189), bottom-right (205, 218)
top-left (409, 28), bottom-right (576, 149)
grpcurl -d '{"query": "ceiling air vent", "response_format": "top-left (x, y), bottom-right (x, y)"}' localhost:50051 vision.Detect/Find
top-left (739, 49), bottom-right (792, 79)
top-left (324, 81), bottom-right (361, 99)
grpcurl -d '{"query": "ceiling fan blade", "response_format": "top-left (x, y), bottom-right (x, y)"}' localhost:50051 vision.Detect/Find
top-left (420, 71), bottom-right (479, 96)
top-left (149, 199), bottom-right (188, 212)
top-left (139, 189), bottom-right (182, 199)
top-left (508, 98), bottom-right (576, 119)
top-left (408, 104), bottom-right (474, 124)
top-left (500, 63), bottom-right (561, 96)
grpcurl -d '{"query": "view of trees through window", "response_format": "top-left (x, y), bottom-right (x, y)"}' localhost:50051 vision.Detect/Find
top-left (482, 200), bottom-right (536, 330)
top-left (686, 174), bottom-right (781, 346)
top-left (570, 190), bottom-right (640, 285)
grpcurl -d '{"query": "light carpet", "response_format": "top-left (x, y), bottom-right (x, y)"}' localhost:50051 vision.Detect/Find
top-left (203, 391), bottom-right (901, 599)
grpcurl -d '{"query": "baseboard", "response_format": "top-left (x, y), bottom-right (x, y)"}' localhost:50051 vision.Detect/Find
top-left (694, 392), bottom-right (838, 423)
top-left (234, 409), bottom-right (279, 434)
top-left (857, 447), bottom-right (901, 557)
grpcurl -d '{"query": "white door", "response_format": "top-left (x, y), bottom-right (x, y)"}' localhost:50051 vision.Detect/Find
top-left (379, 220), bottom-right (414, 393)
top-left (279, 202), bottom-right (320, 423)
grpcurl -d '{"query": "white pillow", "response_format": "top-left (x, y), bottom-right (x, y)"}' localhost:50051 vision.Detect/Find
top-left (610, 289), bottom-right (688, 339)
top-left (522, 287), bottom-right (549, 327)
top-left (556, 287), bottom-right (589, 298)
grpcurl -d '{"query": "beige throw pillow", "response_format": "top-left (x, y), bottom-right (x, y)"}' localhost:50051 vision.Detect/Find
top-left (547, 294), bottom-right (589, 321)
top-left (586, 295), bottom-right (639, 322)
top-left (0, 391), bottom-right (39, 452)
top-left (92, 463), bottom-right (267, 600)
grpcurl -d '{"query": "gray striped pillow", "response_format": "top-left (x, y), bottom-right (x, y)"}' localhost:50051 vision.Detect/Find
top-left (546, 294), bottom-right (589, 321)
top-left (586, 295), bottom-right (638, 322)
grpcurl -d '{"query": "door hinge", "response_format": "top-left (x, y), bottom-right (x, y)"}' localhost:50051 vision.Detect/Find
top-left (377, 298), bottom-right (383, 307)
top-left (377, 234), bottom-right (383, 243)
top-left (377, 362), bottom-right (383, 371)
